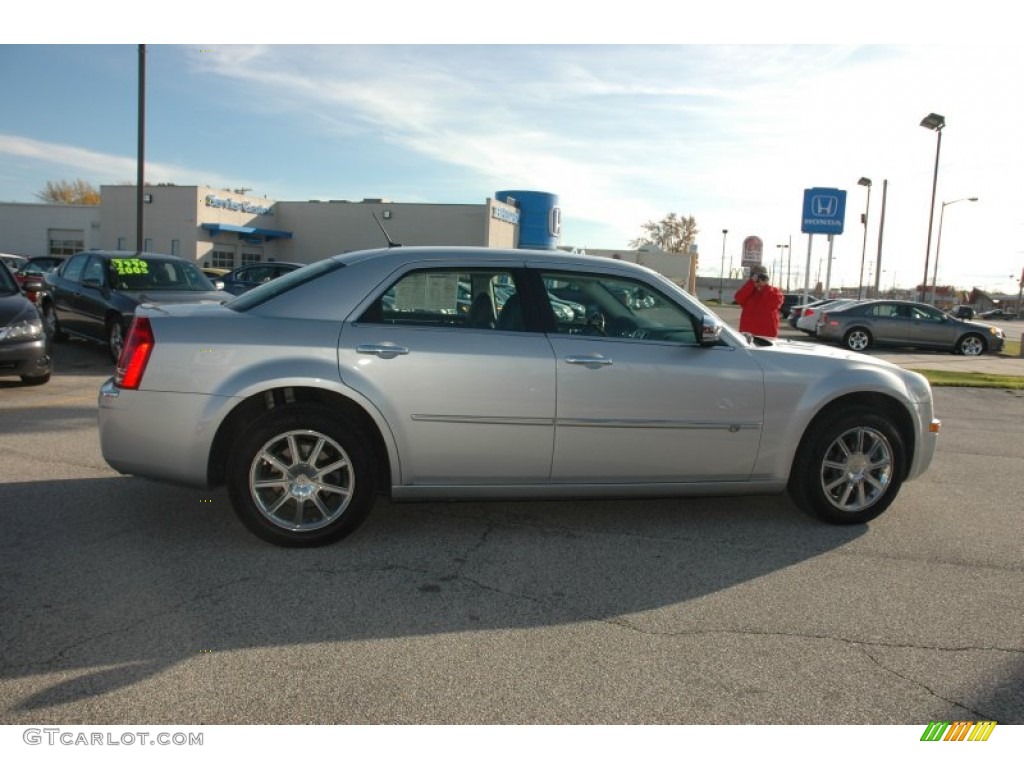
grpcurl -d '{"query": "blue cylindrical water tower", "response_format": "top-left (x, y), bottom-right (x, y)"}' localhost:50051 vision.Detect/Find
top-left (495, 190), bottom-right (561, 250)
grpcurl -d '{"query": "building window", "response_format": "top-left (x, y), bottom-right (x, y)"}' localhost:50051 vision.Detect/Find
top-left (211, 247), bottom-right (236, 269)
top-left (47, 229), bottom-right (85, 256)
top-left (117, 237), bottom-right (127, 250)
top-left (143, 238), bottom-right (153, 252)
top-left (241, 248), bottom-right (263, 265)
top-left (170, 239), bottom-right (180, 256)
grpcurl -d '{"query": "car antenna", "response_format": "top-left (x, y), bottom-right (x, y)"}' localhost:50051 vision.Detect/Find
top-left (371, 213), bottom-right (402, 248)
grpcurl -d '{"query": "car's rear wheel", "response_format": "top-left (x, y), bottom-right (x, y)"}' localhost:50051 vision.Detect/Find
top-left (789, 408), bottom-right (905, 525)
top-left (226, 405), bottom-right (377, 547)
top-left (107, 315), bottom-right (126, 363)
top-left (843, 328), bottom-right (872, 352)
top-left (956, 333), bottom-right (985, 356)
top-left (20, 372), bottom-right (51, 386)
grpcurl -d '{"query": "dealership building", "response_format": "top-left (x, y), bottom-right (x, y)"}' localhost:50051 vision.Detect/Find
top-left (0, 185), bottom-right (565, 269)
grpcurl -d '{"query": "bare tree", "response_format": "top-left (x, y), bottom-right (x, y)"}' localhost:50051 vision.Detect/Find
top-left (629, 213), bottom-right (699, 253)
top-left (35, 179), bottom-right (102, 205)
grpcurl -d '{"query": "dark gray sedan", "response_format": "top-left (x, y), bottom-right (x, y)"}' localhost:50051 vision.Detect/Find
top-left (816, 299), bottom-right (1005, 356)
top-left (0, 266), bottom-right (50, 385)
top-left (42, 250), bottom-right (232, 362)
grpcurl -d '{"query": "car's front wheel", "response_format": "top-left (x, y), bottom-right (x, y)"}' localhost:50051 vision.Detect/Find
top-left (226, 405), bottom-right (377, 547)
top-left (42, 302), bottom-right (67, 341)
top-left (843, 328), bottom-right (872, 352)
top-left (956, 333), bottom-right (986, 356)
top-left (789, 408), bottom-right (905, 525)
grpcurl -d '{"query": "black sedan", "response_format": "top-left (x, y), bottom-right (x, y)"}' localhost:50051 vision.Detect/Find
top-left (220, 262), bottom-right (304, 296)
top-left (0, 266), bottom-right (51, 385)
top-left (816, 299), bottom-right (1005, 356)
top-left (42, 250), bottom-right (232, 361)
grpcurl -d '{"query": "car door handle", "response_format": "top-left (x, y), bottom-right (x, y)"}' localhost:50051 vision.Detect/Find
top-left (356, 343), bottom-right (410, 359)
top-left (565, 355), bottom-right (613, 367)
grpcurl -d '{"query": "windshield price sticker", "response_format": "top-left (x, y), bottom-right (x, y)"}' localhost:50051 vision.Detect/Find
top-left (111, 258), bottom-right (149, 275)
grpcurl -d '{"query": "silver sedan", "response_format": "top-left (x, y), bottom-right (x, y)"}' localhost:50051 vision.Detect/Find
top-left (98, 247), bottom-right (940, 546)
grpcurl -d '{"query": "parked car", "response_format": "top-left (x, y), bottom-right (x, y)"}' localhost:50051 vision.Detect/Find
top-left (788, 298), bottom-right (832, 330)
top-left (98, 246), bottom-right (941, 547)
top-left (816, 299), bottom-right (1005, 356)
top-left (0, 253), bottom-right (29, 273)
top-left (201, 267), bottom-right (231, 290)
top-left (42, 250), bottom-right (232, 362)
top-left (979, 308), bottom-right (1016, 320)
top-left (14, 256), bottom-right (66, 303)
top-left (0, 265), bottom-right (51, 385)
top-left (780, 292), bottom-right (818, 319)
top-left (950, 305), bottom-right (975, 320)
top-left (220, 262), bottom-right (304, 296)
top-left (796, 298), bottom-right (859, 335)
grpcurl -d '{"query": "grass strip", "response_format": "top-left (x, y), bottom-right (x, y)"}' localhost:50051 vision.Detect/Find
top-left (911, 369), bottom-right (1024, 389)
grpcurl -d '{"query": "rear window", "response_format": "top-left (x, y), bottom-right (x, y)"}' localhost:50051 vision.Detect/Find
top-left (227, 259), bottom-right (344, 311)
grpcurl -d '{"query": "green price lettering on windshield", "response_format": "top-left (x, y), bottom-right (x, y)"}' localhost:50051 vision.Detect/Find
top-left (111, 258), bottom-right (149, 275)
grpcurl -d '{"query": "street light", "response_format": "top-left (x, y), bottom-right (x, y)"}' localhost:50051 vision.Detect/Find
top-left (718, 229), bottom-right (728, 304)
top-left (919, 112), bottom-right (945, 301)
top-left (930, 196), bottom-right (978, 304)
top-left (856, 177), bottom-right (872, 299)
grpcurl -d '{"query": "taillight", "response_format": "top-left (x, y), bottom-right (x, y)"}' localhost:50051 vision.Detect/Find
top-left (115, 316), bottom-right (154, 389)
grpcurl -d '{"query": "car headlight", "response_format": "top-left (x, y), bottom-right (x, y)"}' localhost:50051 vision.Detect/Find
top-left (0, 317), bottom-right (45, 343)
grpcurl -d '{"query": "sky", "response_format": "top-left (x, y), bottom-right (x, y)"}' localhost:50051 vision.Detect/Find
top-left (3, 4), bottom-right (1022, 295)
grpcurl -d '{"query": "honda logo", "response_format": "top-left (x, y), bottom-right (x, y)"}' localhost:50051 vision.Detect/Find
top-left (812, 195), bottom-right (839, 217)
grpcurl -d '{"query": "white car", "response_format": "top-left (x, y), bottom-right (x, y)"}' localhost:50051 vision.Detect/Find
top-left (797, 299), bottom-right (859, 334)
top-left (98, 246), bottom-right (941, 547)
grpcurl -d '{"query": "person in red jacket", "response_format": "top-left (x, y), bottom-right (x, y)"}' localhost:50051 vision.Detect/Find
top-left (734, 265), bottom-right (784, 337)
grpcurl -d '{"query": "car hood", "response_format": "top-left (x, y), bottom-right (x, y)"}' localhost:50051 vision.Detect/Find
top-left (120, 289), bottom-right (233, 306)
top-left (750, 335), bottom-right (899, 365)
top-left (0, 291), bottom-right (38, 326)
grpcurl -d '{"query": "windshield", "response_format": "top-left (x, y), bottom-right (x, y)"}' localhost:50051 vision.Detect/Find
top-left (0, 265), bottom-right (18, 294)
top-left (107, 256), bottom-right (217, 291)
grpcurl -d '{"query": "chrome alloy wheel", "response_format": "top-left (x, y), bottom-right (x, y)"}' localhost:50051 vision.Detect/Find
top-left (819, 426), bottom-right (893, 513)
top-left (248, 429), bottom-right (354, 531)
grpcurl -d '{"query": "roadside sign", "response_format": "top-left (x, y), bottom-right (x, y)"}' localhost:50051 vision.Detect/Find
top-left (802, 188), bottom-right (847, 235)
top-left (741, 236), bottom-right (763, 268)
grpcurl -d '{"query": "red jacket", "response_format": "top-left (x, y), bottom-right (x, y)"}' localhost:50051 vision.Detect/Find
top-left (734, 280), bottom-right (784, 337)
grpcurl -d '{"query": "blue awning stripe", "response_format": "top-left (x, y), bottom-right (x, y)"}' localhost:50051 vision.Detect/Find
top-left (201, 223), bottom-right (293, 240)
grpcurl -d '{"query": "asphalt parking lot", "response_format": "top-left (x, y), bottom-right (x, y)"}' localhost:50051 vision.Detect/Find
top-left (1, 333), bottom-right (1022, 727)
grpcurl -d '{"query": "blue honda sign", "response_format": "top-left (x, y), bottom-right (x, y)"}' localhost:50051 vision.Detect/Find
top-left (801, 187), bottom-right (847, 235)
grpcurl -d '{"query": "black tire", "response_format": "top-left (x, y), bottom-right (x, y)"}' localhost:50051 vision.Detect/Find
top-left (226, 405), bottom-right (377, 547)
top-left (20, 372), bottom-right (51, 386)
top-left (788, 408), bottom-right (905, 525)
top-left (106, 315), bottom-right (126, 363)
top-left (843, 328), bottom-right (872, 352)
top-left (956, 333), bottom-right (985, 357)
top-left (43, 302), bottom-right (67, 341)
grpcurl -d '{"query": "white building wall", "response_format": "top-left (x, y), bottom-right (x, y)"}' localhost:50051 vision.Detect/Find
top-left (0, 203), bottom-right (101, 256)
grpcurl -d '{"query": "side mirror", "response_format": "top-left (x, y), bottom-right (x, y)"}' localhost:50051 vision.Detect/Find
top-left (699, 314), bottom-right (723, 346)
top-left (213, 280), bottom-right (225, 290)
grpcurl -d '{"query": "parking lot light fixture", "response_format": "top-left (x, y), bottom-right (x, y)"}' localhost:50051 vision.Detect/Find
top-left (930, 197), bottom-right (978, 304)
top-left (919, 113), bottom-right (945, 302)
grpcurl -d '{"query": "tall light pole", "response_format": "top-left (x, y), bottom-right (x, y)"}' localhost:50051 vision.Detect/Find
top-left (856, 177), bottom-right (872, 299)
top-left (136, 44), bottom-right (147, 253)
top-left (930, 197), bottom-right (978, 304)
top-left (919, 112), bottom-right (945, 301)
top-left (718, 229), bottom-right (728, 304)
